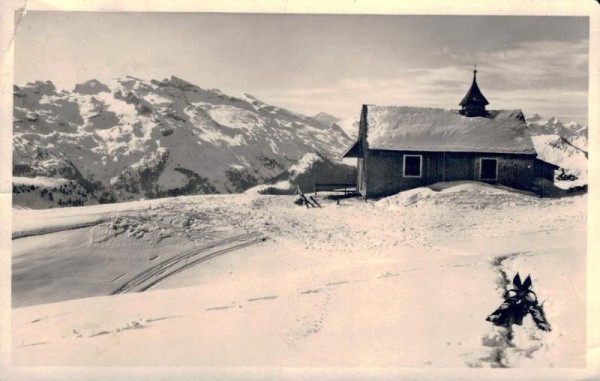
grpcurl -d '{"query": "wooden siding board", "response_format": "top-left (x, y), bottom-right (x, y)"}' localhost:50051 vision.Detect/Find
top-left (357, 158), bottom-right (366, 196)
top-left (363, 150), bottom-right (537, 198)
top-left (534, 159), bottom-right (559, 182)
top-left (473, 155), bottom-right (534, 188)
top-left (443, 153), bottom-right (472, 182)
top-left (364, 151), bottom-right (438, 198)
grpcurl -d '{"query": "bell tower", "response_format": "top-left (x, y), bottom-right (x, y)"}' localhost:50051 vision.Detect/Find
top-left (459, 67), bottom-right (489, 117)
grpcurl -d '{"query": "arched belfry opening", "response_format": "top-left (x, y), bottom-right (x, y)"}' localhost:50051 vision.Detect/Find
top-left (459, 69), bottom-right (489, 117)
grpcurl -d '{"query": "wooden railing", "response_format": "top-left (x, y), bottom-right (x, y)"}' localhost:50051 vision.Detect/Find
top-left (313, 183), bottom-right (357, 195)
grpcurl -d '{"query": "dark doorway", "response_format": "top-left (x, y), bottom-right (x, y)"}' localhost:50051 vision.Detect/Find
top-left (481, 158), bottom-right (498, 180)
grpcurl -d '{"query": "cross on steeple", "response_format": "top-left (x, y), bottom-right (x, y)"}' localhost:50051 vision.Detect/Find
top-left (459, 67), bottom-right (489, 117)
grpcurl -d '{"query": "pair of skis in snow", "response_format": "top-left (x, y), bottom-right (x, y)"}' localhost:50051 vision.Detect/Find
top-left (486, 273), bottom-right (551, 340)
top-left (294, 186), bottom-right (321, 208)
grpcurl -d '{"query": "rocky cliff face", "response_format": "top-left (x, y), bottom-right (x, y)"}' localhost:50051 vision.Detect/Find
top-left (525, 114), bottom-right (588, 187)
top-left (13, 76), bottom-right (353, 203)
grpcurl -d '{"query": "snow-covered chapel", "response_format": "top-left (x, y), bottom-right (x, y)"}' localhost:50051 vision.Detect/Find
top-left (343, 70), bottom-right (559, 198)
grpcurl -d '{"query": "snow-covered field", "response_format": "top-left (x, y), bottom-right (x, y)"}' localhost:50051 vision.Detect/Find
top-left (11, 182), bottom-right (587, 371)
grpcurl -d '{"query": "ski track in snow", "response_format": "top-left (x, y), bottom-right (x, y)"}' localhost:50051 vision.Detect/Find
top-left (112, 232), bottom-right (267, 294)
top-left (12, 219), bottom-right (109, 239)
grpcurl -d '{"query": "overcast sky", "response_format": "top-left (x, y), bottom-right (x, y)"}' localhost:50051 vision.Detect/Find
top-left (15, 12), bottom-right (589, 124)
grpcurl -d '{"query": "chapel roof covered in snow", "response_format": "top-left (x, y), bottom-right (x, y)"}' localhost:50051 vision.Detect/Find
top-left (360, 106), bottom-right (536, 154)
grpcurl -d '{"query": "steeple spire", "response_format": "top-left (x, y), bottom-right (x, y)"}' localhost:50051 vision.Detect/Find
top-left (459, 67), bottom-right (489, 117)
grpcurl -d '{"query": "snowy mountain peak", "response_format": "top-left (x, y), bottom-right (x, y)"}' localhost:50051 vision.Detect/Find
top-left (161, 75), bottom-right (201, 92)
top-left (312, 112), bottom-right (341, 126)
top-left (17, 80), bottom-right (57, 95)
top-left (526, 113), bottom-right (587, 139)
top-left (124, 75), bottom-right (144, 81)
top-left (564, 121), bottom-right (578, 128)
top-left (241, 93), bottom-right (264, 104)
top-left (526, 113), bottom-right (543, 123)
top-left (73, 79), bottom-right (111, 95)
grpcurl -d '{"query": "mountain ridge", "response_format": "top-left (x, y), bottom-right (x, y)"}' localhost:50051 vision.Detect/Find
top-left (13, 76), bottom-right (353, 206)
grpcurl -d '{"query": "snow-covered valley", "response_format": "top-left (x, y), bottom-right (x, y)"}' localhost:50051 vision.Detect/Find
top-left (11, 183), bottom-right (586, 368)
